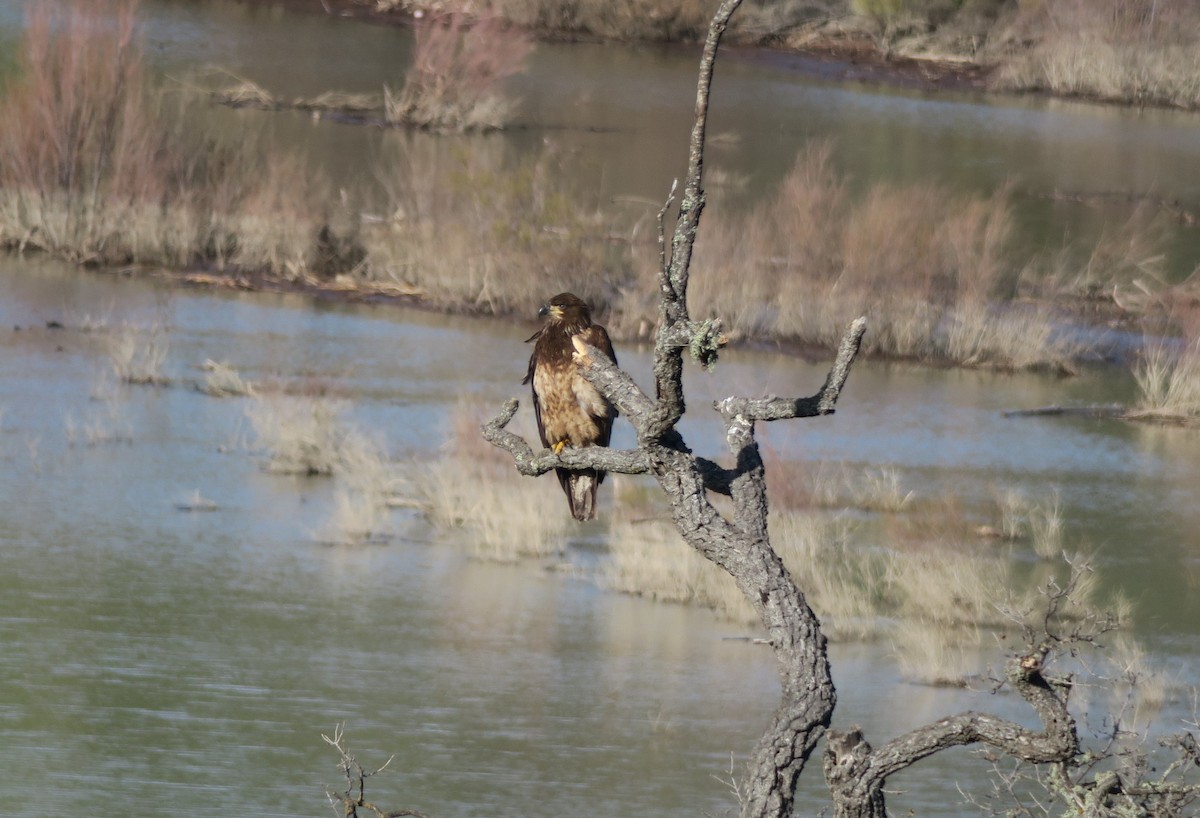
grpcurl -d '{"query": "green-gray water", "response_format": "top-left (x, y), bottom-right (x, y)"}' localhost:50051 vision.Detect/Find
top-left (1, 1), bottom-right (1199, 815)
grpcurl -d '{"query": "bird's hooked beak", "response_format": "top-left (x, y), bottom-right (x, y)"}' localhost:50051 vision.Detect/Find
top-left (537, 303), bottom-right (549, 318)
top-left (538, 303), bottom-right (563, 320)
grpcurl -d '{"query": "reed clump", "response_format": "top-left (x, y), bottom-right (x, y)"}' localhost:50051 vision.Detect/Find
top-left (1131, 334), bottom-right (1200, 422)
top-left (659, 143), bottom-right (1085, 371)
top-left (420, 399), bottom-right (1135, 683)
top-left (362, 138), bottom-right (631, 317)
top-left (992, 0), bottom-right (1200, 109)
top-left (385, 12), bottom-right (533, 132)
top-left (0, 0), bottom-right (335, 280)
top-left (418, 401), bottom-right (573, 561)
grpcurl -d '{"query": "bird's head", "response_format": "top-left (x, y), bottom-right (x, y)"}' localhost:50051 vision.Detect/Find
top-left (538, 292), bottom-right (591, 327)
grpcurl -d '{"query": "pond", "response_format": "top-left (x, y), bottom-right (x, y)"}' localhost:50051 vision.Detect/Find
top-left (2, 256), bottom-right (1198, 817)
top-left (0, 1), bottom-right (1198, 815)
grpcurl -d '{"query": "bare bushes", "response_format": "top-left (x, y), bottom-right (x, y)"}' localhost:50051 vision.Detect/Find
top-left (0, 0), bottom-right (331, 279)
top-left (419, 401), bottom-right (572, 560)
top-left (678, 143), bottom-right (1084, 369)
top-left (363, 138), bottom-right (630, 316)
top-left (1132, 334), bottom-right (1200, 421)
top-left (428, 405), bottom-right (1124, 685)
top-left (246, 393), bottom-right (380, 477)
top-left (993, 0), bottom-right (1200, 108)
top-left (245, 389), bottom-right (404, 544)
top-left (0, 0), bottom-right (171, 264)
top-left (386, 12), bottom-right (533, 132)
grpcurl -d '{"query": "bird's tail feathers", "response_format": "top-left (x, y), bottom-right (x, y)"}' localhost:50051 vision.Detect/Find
top-left (567, 470), bottom-right (599, 522)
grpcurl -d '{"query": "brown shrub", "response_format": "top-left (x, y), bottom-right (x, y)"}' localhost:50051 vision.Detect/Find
top-left (386, 12), bottom-right (533, 132)
top-left (362, 137), bottom-right (633, 316)
top-left (0, 0), bottom-right (332, 278)
top-left (994, 0), bottom-right (1200, 107)
top-left (676, 142), bottom-right (1082, 368)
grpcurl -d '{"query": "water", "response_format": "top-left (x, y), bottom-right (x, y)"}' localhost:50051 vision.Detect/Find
top-left (108, 0), bottom-right (1199, 278)
top-left (2, 2), bottom-right (1200, 815)
top-left (2, 256), bottom-right (1198, 817)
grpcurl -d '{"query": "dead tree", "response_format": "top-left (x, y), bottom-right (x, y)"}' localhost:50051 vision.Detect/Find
top-left (485, 2), bottom-right (1200, 816)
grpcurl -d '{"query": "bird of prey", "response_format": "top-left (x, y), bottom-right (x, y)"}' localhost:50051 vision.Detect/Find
top-left (523, 292), bottom-right (618, 521)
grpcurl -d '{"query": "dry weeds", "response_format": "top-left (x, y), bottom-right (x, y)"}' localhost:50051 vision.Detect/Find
top-left (108, 321), bottom-right (171, 386)
top-left (994, 0), bottom-right (1200, 108)
top-left (419, 401), bottom-right (572, 560)
top-left (386, 12), bottom-right (533, 132)
top-left (201, 360), bottom-right (256, 398)
top-left (0, 0), bottom-right (331, 279)
top-left (429, 397), bottom-right (1125, 658)
top-left (362, 137), bottom-right (630, 317)
top-left (666, 143), bottom-right (1087, 370)
top-left (989, 488), bottom-right (1065, 560)
top-left (1131, 335), bottom-right (1200, 421)
top-left (246, 393), bottom-right (376, 476)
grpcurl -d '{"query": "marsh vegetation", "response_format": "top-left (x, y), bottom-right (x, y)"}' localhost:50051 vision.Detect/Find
top-left (2, 0), bottom-right (1199, 417)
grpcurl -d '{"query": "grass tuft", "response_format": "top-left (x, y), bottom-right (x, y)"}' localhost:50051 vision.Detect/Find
top-left (246, 394), bottom-right (372, 476)
top-left (108, 321), bottom-right (171, 386)
top-left (664, 143), bottom-right (1087, 370)
top-left (0, 0), bottom-right (333, 279)
top-left (385, 12), bottom-right (532, 132)
top-left (1131, 335), bottom-right (1200, 421)
top-left (419, 401), bottom-right (572, 560)
top-left (201, 360), bottom-right (256, 398)
top-left (994, 0), bottom-right (1200, 109)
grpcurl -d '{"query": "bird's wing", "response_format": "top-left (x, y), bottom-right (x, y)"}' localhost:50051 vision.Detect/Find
top-left (526, 344), bottom-right (549, 449)
top-left (579, 323), bottom-right (618, 369)
top-left (577, 323), bottom-right (618, 446)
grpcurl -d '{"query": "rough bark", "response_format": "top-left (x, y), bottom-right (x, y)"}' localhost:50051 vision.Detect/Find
top-left (482, 3), bottom-right (1200, 818)
top-left (486, 4), bottom-right (858, 816)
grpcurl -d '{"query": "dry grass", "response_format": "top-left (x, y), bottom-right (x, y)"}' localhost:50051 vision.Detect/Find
top-left (0, 0), bottom-right (334, 279)
top-left (65, 401), bottom-right (134, 447)
top-left (362, 138), bottom-right (631, 317)
top-left (242, 388), bottom-right (404, 543)
top-left (108, 321), bottom-right (171, 386)
top-left (655, 142), bottom-right (1086, 370)
top-left (206, 73), bottom-right (381, 114)
top-left (605, 517), bottom-right (754, 619)
top-left (246, 393), bottom-right (380, 476)
top-left (402, 396), bottom-right (1140, 686)
top-left (385, 12), bottom-right (533, 132)
top-left (419, 401), bottom-right (572, 560)
top-left (1107, 636), bottom-right (1174, 726)
top-left (890, 619), bottom-right (987, 687)
top-left (1131, 335), bottom-right (1200, 421)
top-left (994, 0), bottom-right (1200, 108)
top-left (483, 0), bottom-right (836, 43)
top-left (765, 458), bottom-right (914, 513)
top-left (200, 360), bottom-right (256, 398)
top-left (989, 488), bottom-right (1065, 560)
top-left (176, 489), bottom-right (219, 512)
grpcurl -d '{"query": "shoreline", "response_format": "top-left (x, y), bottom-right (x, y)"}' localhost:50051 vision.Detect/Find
top-left (282, 0), bottom-right (1200, 112)
top-left (128, 261), bottom-right (1145, 374)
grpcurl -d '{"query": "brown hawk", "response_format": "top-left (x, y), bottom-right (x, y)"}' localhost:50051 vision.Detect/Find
top-left (523, 292), bottom-right (618, 521)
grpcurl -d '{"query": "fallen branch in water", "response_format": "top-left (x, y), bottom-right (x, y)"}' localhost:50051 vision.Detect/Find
top-left (1002, 403), bottom-right (1200, 426)
top-left (1039, 189), bottom-right (1199, 226)
top-left (1001, 404), bottom-right (1128, 419)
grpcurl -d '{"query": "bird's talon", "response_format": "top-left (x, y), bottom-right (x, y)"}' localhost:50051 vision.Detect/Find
top-left (553, 441), bottom-right (566, 454)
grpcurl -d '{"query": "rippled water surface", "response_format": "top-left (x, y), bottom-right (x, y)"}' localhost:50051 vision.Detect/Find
top-left (1, 1), bottom-right (1200, 815)
top-left (2, 258), bottom-right (1199, 817)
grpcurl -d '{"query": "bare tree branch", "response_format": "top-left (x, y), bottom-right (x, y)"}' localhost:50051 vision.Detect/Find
top-left (481, 396), bottom-right (651, 477)
top-left (323, 724), bottom-right (432, 818)
top-left (648, 0), bottom-right (744, 440)
top-left (476, 3), bottom-right (1200, 818)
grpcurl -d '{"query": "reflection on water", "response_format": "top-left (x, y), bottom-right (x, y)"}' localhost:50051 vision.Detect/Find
top-left (1, 259), bottom-right (1198, 817)
top-left (2, 0), bottom-right (1199, 812)
top-left (0, 0), bottom-right (1186, 276)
